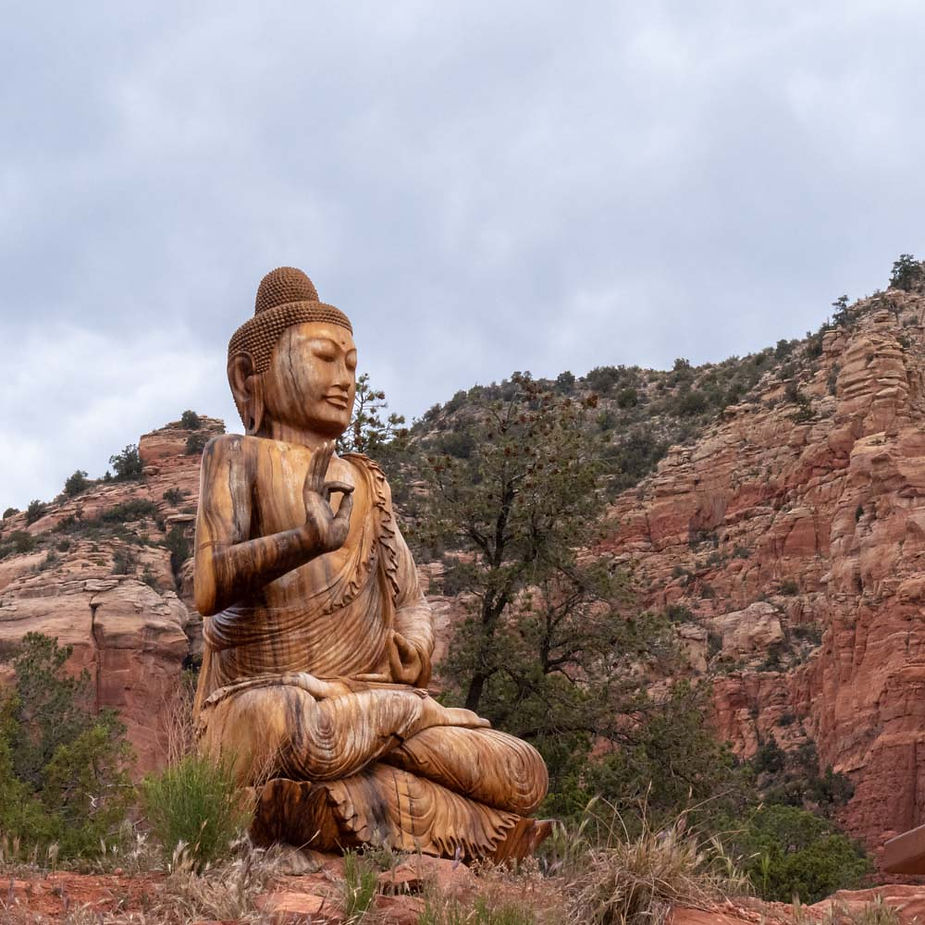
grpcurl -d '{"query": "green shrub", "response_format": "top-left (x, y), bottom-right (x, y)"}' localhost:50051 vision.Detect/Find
top-left (100, 499), bottom-right (158, 523)
top-left (25, 499), bottom-right (46, 525)
top-left (585, 365), bottom-right (622, 396)
top-left (616, 387), bottom-right (638, 409)
top-left (166, 525), bottom-right (192, 579)
top-left (141, 753), bottom-right (249, 869)
top-left (726, 804), bottom-right (871, 903)
top-left (63, 470), bottom-right (90, 497)
top-left (555, 370), bottom-right (576, 394)
top-left (109, 444), bottom-right (143, 481)
top-left (163, 488), bottom-right (186, 505)
top-left (889, 254), bottom-right (925, 291)
top-left (0, 633), bottom-right (133, 859)
top-left (676, 389), bottom-right (708, 417)
top-left (2, 507), bottom-right (18, 519)
top-left (112, 547), bottom-right (137, 575)
top-left (180, 410), bottom-right (202, 429)
top-left (665, 604), bottom-right (693, 623)
top-left (0, 530), bottom-right (36, 559)
top-left (185, 432), bottom-right (210, 455)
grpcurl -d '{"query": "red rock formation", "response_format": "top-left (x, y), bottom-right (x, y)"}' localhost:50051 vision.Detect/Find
top-left (603, 291), bottom-right (925, 856)
top-left (0, 416), bottom-right (222, 774)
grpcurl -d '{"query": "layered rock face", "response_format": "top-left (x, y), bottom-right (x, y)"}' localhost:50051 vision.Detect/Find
top-left (0, 418), bottom-right (221, 773)
top-left (603, 290), bottom-right (925, 853)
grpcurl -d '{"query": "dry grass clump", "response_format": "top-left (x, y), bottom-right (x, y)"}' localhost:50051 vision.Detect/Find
top-left (805, 895), bottom-right (902, 925)
top-left (418, 891), bottom-right (540, 924)
top-left (564, 802), bottom-right (749, 925)
top-left (144, 840), bottom-right (285, 923)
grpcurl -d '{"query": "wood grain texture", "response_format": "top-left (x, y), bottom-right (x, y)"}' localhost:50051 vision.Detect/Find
top-left (195, 280), bottom-right (549, 859)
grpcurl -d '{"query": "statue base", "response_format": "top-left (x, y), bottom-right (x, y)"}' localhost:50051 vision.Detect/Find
top-left (249, 764), bottom-right (552, 862)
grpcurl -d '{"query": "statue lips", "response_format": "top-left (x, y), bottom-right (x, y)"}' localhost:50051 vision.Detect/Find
top-left (324, 393), bottom-right (350, 411)
top-left (323, 391), bottom-right (350, 410)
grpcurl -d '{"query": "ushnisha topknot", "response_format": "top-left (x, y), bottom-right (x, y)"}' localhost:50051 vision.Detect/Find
top-left (228, 267), bottom-right (353, 376)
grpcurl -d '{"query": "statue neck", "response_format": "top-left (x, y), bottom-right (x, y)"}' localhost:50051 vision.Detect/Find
top-left (263, 419), bottom-right (341, 452)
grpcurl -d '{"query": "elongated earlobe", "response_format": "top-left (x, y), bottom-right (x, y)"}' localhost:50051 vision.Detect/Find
top-left (228, 353), bottom-right (265, 435)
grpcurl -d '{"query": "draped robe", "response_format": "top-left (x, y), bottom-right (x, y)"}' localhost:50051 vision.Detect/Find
top-left (193, 435), bottom-right (548, 858)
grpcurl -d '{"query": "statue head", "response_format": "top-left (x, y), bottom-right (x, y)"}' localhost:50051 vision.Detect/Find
top-left (228, 267), bottom-right (357, 439)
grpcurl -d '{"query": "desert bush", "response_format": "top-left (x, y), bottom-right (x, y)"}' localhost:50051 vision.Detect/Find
top-left (2, 507), bottom-right (18, 519)
top-left (675, 389), bottom-right (708, 417)
top-left (25, 499), bottom-right (46, 525)
top-left (585, 365), bottom-right (623, 396)
top-left (180, 410), bottom-right (202, 429)
top-left (616, 387), bottom-right (638, 409)
top-left (664, 604), bottom-right (693, 623)
top-left (100, 499), bottom-right (158, 523)
top-left (141, 753), bottom-right (250, 869)
top-left (555, 370), bottom-right (576, 394)
top-left (822, 896), bottom-right (901, 924)
top-left (889, 253), bottom-right (925, 291)
top-left (165, 524), bottom-right (192, 579)
top-left (63, 470), bottom-right (90, 498)
top-left (0, 530), bottom-right (36, 559)
top-left (112, 547), bottom-right (137, 575)
top-left (724, 804), bottom-right (871, 903)
top-left (0, 633), bottom-right (133, 859)
top-left (163, 488), bottom-right (186, 505)
top-left (109, 444), bottom-right (143, 481)
top-left (185, 432), bottom-right (210, 455)
top-left (148, 845), bottom-right (284, 921)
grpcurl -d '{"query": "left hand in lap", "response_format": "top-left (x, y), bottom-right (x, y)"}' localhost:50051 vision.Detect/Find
top-left (388, 631), bottom-right (426, 685)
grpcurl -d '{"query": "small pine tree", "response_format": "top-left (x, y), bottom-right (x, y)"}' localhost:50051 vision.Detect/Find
top-left (179, 410), bottom-right (202, 430)
top-left (63, 470), bottom-right (90, 497)
top-left (109, 444), bottom-right (143, 481)
top-left (889, 254), bottom-right (925, 291)
top-left (336, 372), bottom-right (406, 456)
top-left (0, 634), bottom-right (133, 857)
top-left (25, 499), bottom-right (46, 525)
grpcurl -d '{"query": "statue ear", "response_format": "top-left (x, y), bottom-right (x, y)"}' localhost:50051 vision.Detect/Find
top-left (228, 354), bottom-right (265, 435)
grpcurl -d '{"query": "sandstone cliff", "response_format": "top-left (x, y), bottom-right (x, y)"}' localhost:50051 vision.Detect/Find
top-left (0, 417), bottom-right (221, 772)
top-left (4, 287), bottom-right (925, 865)
top-left (601, 288), bottom-right (925, 856)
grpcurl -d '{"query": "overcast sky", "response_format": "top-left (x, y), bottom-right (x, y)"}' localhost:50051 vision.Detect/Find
top-left (2, 1), bottom-right (924, 512)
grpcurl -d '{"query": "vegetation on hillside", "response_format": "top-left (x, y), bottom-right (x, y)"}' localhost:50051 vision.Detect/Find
top-left (0, 634), bottom-right (133, 860)
top-left (5, 253), bottom-right (924, 906)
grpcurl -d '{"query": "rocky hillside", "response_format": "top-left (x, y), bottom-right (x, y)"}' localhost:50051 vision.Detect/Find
top-left (3, 271), bottom-right (925, 868)
top-left (601, 285), bottom-right (925, 859)
top-left (0, 416), bottom-right (222, 772)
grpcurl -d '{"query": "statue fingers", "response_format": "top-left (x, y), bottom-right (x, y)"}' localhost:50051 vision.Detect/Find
top-left (388, 639), bottom-right (404, 679)
top-left (330, 487), bottom-right (354, 534)
top-left (322, 480), bottom-right (354, 504)
top-left (305, 440), bottom-right (335, 495)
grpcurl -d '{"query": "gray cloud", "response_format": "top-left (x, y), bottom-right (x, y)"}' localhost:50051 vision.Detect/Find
top-left (2, 1), bottom-right (925, 509)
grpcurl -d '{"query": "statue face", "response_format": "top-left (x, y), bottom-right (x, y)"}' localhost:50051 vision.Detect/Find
top-left (262, 322), bottom-right (357, 438)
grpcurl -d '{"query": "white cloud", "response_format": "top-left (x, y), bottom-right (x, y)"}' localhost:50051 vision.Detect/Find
top-left (2, 1), bottom-right (925, 507)
top-left (0, 322), bottom-right (237, 510)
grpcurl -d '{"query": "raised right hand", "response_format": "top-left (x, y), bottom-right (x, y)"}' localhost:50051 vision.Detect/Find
top-left (301, 441), bottom-right (354, 554)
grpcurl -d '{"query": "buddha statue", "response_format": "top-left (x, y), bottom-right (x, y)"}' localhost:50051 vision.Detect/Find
top-left (192, 267), bottom-right (549, 859)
